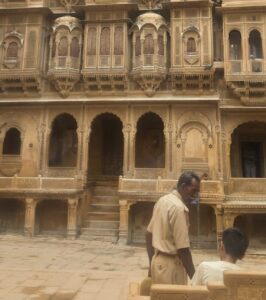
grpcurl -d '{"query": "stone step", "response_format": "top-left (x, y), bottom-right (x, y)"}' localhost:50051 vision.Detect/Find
top-left (79, 227), bottom-right (119, 242)
top-left (87, 211), bottom-right (120, 221)
top-left (83, 220), bottom-right (119, 229)
top-left (91, 195), bottom-right (119, 204)
top-left (89, 203), bottom-right (119, 213)
top-left (93, 188), bottom-right (118, 196)
top-left (80, 227), bottom-right (118, 236)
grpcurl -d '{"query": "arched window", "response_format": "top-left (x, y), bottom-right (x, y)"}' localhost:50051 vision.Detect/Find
top-left (114, 26), bottom-right (123, 55)
top-left (229, 30), bottom-right (242, 60)
top-left (100, 27), bottom-right (110, 55)
top-left (187, 37), bottom-right (196, 53)
top-left (49, 113), bottom-right (78, 167)
top-left (6, 42), bottom-right (19, 59)
top-left (3, 128), bottom-right (21, 155)
top-left (144, 34), bottom-right (154, 55)
top-left (70, 37), bottom-right (80, 58)
top-left (249, 30), bottom-right (263, 59)
top-left (58, 37), bottom-right (68, 57)
top-left (135, 112), bottom-right (165, 168)
top-left (158, 35), bottom-right (164, 55)
top-left (87, 27), bottom-right (96, 55)
top-left (135, 36), bottom-right (141, 57)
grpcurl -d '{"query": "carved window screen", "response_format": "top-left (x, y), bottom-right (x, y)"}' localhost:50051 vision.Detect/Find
top-left (25, 31), bottom-right (36, 68)
top-left (114, 26), bottom-right (123, 55)
top-left (229, 30), bottom-right (242, 60)
top-left (187, 37), bottom-right (196, 53)
top-left (135, 36), bottom-right (141, 56)
top-left (70, 37), bottom-right (80, 58)
top-left (100, 27), bottom-right (110, 55)
top-left (144, 34), bottom-right (154, 55)
top-left (249, 30), bottom-right (263, 59)
top-left (6, 41), bottom-right (19, 59)
top-left (58, 37), bottom-right (68, 57)
top-left (87, 27), bottom-right (96, 55)
top-left (158, 35), bottom-right (164, 55)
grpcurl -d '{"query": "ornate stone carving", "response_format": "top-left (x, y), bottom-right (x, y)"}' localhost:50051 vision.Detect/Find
top-left (131, 12), bottom-right (168, 96)
top-left (48, 16), bottom-right (82, 98)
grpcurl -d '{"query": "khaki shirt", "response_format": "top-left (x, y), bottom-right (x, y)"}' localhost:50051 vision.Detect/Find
top-left (147, 190), bottom-right (190, 254)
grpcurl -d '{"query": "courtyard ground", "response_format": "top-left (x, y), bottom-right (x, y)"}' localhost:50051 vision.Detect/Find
top-left (0, 235), bottom-right (266, 300)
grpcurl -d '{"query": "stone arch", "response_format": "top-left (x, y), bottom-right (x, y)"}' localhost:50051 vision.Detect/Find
top-left (177, 112), bottom-right (213, 175)
top-left (230, 121), bottom-right (266, 178)
top-left (178, 111), bottom-right (212, 134)
top-left (0, 198), bottom-right (25, 234)
top-left (135, 112), bottom-right (165, 168)
top-left (181, 123), bottom-right (210, 162)
top-left (48, 113), bottom-right (78, 167)
top-left (229, 30), bottom-right (242, 60)
top-left (0, 111), bottom-right (39, 177)
top-left (249, 29), bottom-right (263, 59)
top-left (88, 113), bottom-right (124, 178)
top-left (3, 127), bottom-right (21, 155)
top-left (35, 199), bottom-right (68, 236)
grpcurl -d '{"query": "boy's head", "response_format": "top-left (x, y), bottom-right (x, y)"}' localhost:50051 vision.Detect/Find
top-left (220, 227), bottom-right (249, 262)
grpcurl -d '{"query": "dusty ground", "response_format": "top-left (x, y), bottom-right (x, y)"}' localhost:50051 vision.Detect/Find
top-left (0, 235), bottom-right (266, 300)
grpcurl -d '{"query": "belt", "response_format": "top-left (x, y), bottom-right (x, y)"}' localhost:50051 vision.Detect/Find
top-left (157, 250), bottom-right (179, 258)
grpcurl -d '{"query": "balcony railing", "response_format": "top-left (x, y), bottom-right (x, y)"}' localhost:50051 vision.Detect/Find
top-left (230, 60), bottom-right (242, 73)
top-left (250, 59), bottom-right (263, 73)
top-left (118, 176), bottom-right (224, 202)
top-left (0, 176), bottom-right (84, 191)
top-left (228, 178), bottom-right (266, 194)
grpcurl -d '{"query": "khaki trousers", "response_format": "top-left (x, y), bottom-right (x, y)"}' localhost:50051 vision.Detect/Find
top-left (151, 252), bottom-right (188, 285)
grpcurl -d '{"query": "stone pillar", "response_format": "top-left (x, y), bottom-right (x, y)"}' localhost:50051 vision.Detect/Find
top-left (82, 128), bottom-right (91, 179)
top-left (41, 128), bottom-right (51, 176)
top-left (67, 197), bottom-right (79, 239)
top-left (76, 127), bottom-right (84, 174)
top-left (128, 126), bottom-right (136, 177)
top-left (122, 124), bottom-right (130, 176)
top-left (118, 200), bottom-right (130, 244)
top-left (215, 205), bottom-right (224, 247)
top-left (24, 198), bottom-right (37, 237)
top-left (223, 211), bottom-right (236, 229)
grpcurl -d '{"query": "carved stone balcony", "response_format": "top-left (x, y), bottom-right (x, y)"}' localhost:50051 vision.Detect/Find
top-left (0, 175), bottom-right (84, 197)
top-left (0, 70), bottom-right (42, 96)
top-left (48, 56), bottom-right (81, 98)
top-left (118, 176), bottom-right (224, 204)
top-left (47, 16), bottom-right (82, 98)
top-left (227, 178), bottom-right (266, 196)
top-left (130, 12), bottom-right (168, 96)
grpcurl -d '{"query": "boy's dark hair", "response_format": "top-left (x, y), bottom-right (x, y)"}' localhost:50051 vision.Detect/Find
top-left (177, 171), bottom-right (200, 189)
top-left (222, 227), bottom-right (249, 260)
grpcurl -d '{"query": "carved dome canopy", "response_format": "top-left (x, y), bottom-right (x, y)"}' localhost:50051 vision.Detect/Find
top-left (52, 16), bottom-right (82, 32)
top-left (132, 12), bottom-right (167, 31)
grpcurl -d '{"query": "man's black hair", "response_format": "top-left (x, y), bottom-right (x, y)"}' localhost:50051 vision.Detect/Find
top-left (177, 171), bottom-right (200, 189)
top-left (222, 227), bottom-right (249, 260)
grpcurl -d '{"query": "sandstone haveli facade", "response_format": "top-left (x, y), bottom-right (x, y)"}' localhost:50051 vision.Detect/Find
top-left (0, 0), bottom-right (266, 248)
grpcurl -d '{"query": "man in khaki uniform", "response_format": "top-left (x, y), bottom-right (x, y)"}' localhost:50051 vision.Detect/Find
top-left (146, 171), bottom-right (200, 284)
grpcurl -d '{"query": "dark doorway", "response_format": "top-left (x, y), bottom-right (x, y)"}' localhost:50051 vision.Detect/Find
top-left (241, 142), bottom-right (262, 178)
top-left (135, 112), bottom-right (165, 168)
top-left (35, 199), bottom-right (68, 236)
top-left (0, 199), bottom-right (25, 234)
top-left (88, 113), bottom-right (124, 178)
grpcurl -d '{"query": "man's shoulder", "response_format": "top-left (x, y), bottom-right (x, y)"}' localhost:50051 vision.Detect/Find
top-left (198, 261), bottom-right (239, 271)
top-left (157, 193), bottom-right (183, 212)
